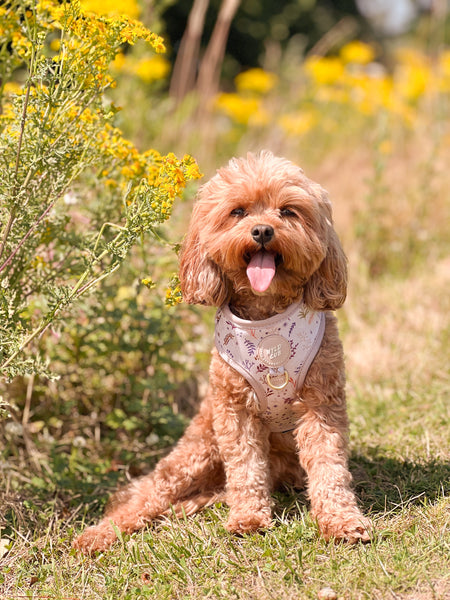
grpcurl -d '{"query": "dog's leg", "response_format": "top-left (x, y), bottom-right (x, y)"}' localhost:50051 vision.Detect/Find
top-left (295, 406), bottom-right (371, 543)
top-left (212, 403), bottom-right (273, 534)
top-left (73, 405), bottom-right (222, 552)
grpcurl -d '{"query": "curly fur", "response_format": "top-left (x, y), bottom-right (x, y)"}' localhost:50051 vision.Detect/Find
top-left (73, 151), bottom-right (371, 553)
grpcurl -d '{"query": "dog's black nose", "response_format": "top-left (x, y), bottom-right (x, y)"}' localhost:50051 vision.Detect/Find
top-left (251, 224), bottom-right (274, 245)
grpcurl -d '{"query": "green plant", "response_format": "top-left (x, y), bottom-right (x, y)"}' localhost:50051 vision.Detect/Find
top-left (0, 0), bottom-right (201, 380)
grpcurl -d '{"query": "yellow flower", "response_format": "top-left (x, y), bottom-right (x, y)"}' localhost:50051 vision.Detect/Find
top-left (235, 68), bottom-right (278, 95)
top-left (340, 41), bottom-right (375, 65)
top-left (49, 38), bottom-right (60, 51)
top-left (182, 155), bottom-right (203, 180)
top-left (278, 110), bottom-right (317, 136)
top-left (141, 277), bottom-right (155, 289)
top-left (396, 63), bottom-right (431, 101)
top-left (214, 93), bottom-right (267, 125)
top-left (165, 278), bottom-right (182, 306)
top-left (344, 72), bottom-right (394, 114)
top-left (3, 82), bottom-right (22, 95)
top-left (112, 52), bottom-right (126, 71)
top-left (304, 56), bottom-right (345, 85)
top-left (134, 55), bottom-right (171, 83)
top-left (31, 256), bottom-right (46, 269)
top-left (393, 47), bottom-right (434, 101)
top-left (121, 165), bottom-right (135, 178)
top-left (80, 0), bottom-right (140, 19)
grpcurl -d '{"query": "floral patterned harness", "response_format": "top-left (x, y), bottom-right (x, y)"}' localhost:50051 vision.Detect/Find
top-left (215, 302), bottom-right (325, 433)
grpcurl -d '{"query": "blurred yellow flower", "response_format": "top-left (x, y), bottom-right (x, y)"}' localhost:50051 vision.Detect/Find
top-left (396, 63), bottom-right (431, 101)
top-left (112, 52), bottom-right (126, 71)
top-left (80, 0), bottom-right (140, 18)
top-left (340, 41), bottom-right (375, 65)
top-left (235, 68), bottom-right (278, 95)
top-left (215, 93), bottom-right (268, 125)
top-left (278, 110), bottom-right (317, 136)
top-left (345, 72), bottom-right (394, 114)
top-left (3, 82), bottom-right (22, 95)
top-left (304, 56), bottom-right (345, 85)
top-left (50, 38), bottom-right (60, 52)
top-left (394, 47), bottom-right (433, 100)
top-left (135, 55), bottom-right (171, 83)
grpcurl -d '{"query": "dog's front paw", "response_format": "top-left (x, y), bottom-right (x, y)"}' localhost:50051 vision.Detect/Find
top-left (226, 508), bottom-right (273, 534)
top-left (317, 511), bottom-right (372, 544)
top-left (73, 522), bottom-right (118, 554)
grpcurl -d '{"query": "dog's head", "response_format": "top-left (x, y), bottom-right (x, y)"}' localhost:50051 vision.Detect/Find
top-left (179, 151), bottom-right (347, 311)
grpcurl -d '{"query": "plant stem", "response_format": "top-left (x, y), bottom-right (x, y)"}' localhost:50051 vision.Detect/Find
top-left (0, 226), bottom-right (126, 371)
top-left (0, 197), bottom-right (57, 276)
top-left (0, 80), bottom-right (33, 263)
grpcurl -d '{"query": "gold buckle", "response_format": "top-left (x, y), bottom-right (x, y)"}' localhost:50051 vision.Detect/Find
top-left (266, 370), bottom-right (289, 390)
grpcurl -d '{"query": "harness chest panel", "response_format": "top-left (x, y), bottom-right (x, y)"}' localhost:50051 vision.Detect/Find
top-left (215, 302), bottom-right (325, 433)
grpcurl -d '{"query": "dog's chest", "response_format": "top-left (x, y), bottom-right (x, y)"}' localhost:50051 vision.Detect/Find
top-left (215, 302), bottom-right (325, 433)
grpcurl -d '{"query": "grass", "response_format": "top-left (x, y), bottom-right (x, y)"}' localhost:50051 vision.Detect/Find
top-left (1, 464), bottom-right (449, 599)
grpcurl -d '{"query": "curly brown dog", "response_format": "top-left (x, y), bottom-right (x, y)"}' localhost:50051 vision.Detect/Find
top-left (74, 151), bottom-right (371, 552)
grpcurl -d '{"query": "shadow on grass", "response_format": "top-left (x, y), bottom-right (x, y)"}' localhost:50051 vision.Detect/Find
top-left (2, 444), bottom-right (448, 538)
top-left (349, 450), bottom-right (450, 514)
top-left (271, 450), bottom-right (449, 523)
top-left (0, 448), bottom-right (126, 537)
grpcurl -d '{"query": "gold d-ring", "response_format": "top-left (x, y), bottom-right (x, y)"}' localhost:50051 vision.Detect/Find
top-left (266, 370), bottom-right (289, 390)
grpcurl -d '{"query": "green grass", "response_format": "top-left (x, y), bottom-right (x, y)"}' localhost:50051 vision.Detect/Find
top-left (2, 365), bottom-right (449, 599)
top-left (1, 487), bottom-right (448, 599)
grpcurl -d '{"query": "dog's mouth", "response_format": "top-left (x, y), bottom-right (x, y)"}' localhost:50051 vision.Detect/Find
top-left (244, 250), bottom-right (282, 293)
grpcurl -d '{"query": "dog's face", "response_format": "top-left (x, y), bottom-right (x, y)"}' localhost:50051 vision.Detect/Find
top-left (179, 152), bottom-right (347, 311)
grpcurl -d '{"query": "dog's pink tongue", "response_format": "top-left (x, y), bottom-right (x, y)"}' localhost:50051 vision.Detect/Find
top-left (246, 251), bottom-right (276, 293)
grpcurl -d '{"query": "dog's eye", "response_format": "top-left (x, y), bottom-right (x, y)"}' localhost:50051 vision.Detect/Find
top-left (280, 207), bottom-right (296, 217)
top-left (230, 207), bottom-right (246, 217)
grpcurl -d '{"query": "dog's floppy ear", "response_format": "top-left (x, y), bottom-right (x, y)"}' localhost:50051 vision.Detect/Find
top-left (303, 192), bottom-right (347, 311)
top-left (178, 204), bottom-right (231, 306)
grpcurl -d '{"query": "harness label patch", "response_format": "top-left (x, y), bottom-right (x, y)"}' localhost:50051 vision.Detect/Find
top-left (257, 334), bottom-right (290, 368)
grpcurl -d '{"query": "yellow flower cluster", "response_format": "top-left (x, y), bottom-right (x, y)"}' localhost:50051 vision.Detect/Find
top-left (304, 56), bottom-right (345, 85)
top-left (214, 40), bottom-right (450, 137)
top-left (215, 94), bottom-right (269, 126)
top-left (235, 68), bottom-right (278, 94)
top-left (340, 40), bottom-right (375, 65)
top-left (1, 0), bottom-right (200, 231)
top-left (80, 0), bottom-right (141, 19)
top-left (112, 53), bottom-right (171, 84)
top-left (214, 67), bottom-right (277, 125)
top-left (149, 153), bottom-right (203, 221)
top-left (165, 275), bottom-right (183, 306)
top-left (306, 42), bottom-right (450, 125)
top-left (2, 0), bottom-right (166, 107)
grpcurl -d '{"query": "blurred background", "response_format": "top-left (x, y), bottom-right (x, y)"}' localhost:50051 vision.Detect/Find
top-left (1, 0), bottom-right (449, 513)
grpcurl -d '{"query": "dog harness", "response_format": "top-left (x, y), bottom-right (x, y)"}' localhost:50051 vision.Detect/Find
top-left (215, 302), bottom-right (325, 433)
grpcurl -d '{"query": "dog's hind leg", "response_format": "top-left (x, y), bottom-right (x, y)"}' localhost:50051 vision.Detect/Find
top-left (73, 402), bottom-right (222, 552)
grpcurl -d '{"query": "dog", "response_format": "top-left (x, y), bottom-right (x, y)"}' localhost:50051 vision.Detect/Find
top-left (73, 151), bottom-right (371, 552)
